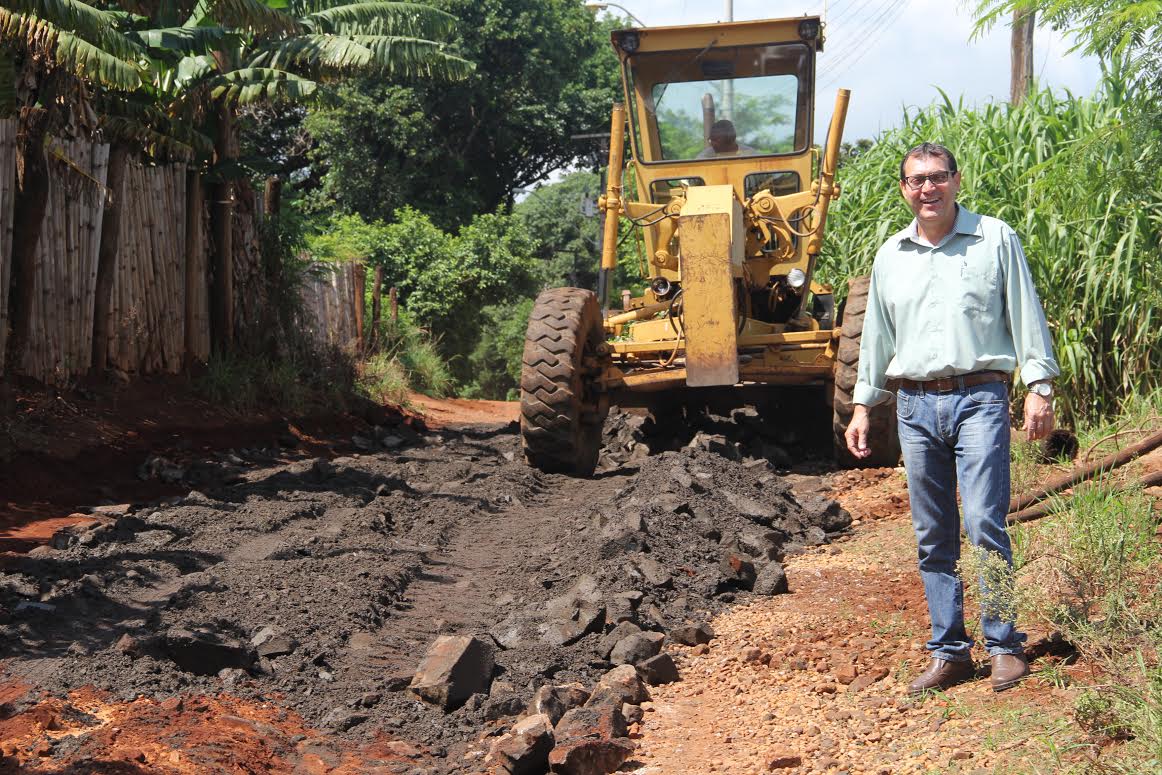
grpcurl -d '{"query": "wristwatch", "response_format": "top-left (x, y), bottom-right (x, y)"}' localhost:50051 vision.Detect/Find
top-left (1029, 381), bottom-right (1053, 398)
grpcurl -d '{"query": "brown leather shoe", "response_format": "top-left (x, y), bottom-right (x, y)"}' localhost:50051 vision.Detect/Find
top-left (990, 653), bottom-right (1030, 692)
top-left (907, 658), bottom-right (975, 695)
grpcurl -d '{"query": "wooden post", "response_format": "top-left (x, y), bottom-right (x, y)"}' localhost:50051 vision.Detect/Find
top-left (389, 286), bottom-right (398, 322)
top-left (263, 177), bottom-right (282, 220)
top-left (184, 170), bottom-right (204, 369)
top-left (370, 265), bottom-right (383, 347)
top-left (1010, 9), bottom-right (1035, 106)
top-left (353, 262), bottom-right (366, 353)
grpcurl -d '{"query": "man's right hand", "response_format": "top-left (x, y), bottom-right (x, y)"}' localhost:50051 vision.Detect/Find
top-left (845, 405), bottom-right (872, 459)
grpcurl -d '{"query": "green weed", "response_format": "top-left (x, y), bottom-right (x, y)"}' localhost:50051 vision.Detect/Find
top-left (357, 352), bottom-right (412, 406)
top-left (198, 353), bottom-right (261, 412)
top-left (1001, 472), bottom-right (1161, 773)
top-left (372, 314), bottom-right (454, 398)
top-left (197, 347), bottom-right (357, 415)
top-left (356, 313), bottom-right (454, 403)
top-left (1010, 436), bottom-right (1043, 500)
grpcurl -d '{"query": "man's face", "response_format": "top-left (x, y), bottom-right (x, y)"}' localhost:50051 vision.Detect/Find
top-left (710, 130), bottom-right (738, 153)
top-left (899, 154), bottom-right (961, 225)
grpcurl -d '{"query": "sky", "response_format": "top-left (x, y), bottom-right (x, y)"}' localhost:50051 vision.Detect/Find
top-left (589, 0), bottom-right (1103, 143)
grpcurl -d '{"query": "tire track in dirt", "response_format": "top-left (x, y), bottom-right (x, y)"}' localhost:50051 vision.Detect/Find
top-left (364, 469), bottom-right (628, 680)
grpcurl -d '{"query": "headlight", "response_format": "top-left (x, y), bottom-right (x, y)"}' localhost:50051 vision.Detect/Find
top-left (617, 31), bottom-right (640, 53)
top-left (798, 19), bottom-right (820, 42)
top-left (787, 268), bottom-right (807, 291)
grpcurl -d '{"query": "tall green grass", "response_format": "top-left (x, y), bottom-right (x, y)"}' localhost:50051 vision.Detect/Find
top-left (821, 76), bottom-right (1161, 424)
top-left (358, 313), bottom-right (453, 404)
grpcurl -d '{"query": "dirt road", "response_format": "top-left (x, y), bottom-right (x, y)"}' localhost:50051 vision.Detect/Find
top-left (0, 393), bottom-right (1100, 774)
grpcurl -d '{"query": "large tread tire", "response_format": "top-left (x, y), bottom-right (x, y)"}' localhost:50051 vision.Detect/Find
top-left (833, 276), bottom-right (901, 468)
top-left (520, 288), bottom-right (608, 476)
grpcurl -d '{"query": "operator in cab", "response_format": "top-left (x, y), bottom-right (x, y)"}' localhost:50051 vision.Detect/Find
top-left (695, 119), bottom-right (757, 158)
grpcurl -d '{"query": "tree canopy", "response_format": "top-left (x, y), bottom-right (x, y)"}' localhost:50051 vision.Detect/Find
top-left (302, 0), bottom-right (623, 229)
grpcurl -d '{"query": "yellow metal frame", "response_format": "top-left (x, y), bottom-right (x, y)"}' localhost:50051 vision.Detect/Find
top-left (594, 15), bottom-right (849, 396)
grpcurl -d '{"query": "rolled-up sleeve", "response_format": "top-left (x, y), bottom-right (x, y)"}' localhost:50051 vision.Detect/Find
top-left (853, 261), bottom-right (896, 407)
top-left (1000, 229), bottom-right (1060, 386)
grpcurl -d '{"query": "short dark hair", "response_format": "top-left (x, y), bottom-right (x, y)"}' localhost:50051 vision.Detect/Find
top-left (709, 119), bottom-right (736, 138)
top-left (899, 142), bottom-right (958, 180)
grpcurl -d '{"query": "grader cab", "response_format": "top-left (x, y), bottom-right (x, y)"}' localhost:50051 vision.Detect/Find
top-left (519, 15), bottom-right (899, 475)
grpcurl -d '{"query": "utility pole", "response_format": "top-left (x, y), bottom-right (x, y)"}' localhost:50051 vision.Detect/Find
top-left (1010, 9), bottom-right (1035, 106)
top-left (722, 0), bottom-right (734, 119)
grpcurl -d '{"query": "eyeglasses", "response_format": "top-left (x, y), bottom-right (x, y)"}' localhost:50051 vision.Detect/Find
top-left (902, 171), bottom-right (953, 190)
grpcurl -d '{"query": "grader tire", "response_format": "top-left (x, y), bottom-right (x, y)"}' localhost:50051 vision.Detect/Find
top-left (520, 288), bottom-right (608, 476)
top-left (833, 276), bottom-right (901, 468)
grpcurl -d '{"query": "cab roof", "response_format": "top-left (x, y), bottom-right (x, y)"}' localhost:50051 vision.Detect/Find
top-left (609, 16), bottom-right (824, 57)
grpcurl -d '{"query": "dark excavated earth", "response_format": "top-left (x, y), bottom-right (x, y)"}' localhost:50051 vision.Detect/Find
top-left (0, 404), bottom-right (853, 773)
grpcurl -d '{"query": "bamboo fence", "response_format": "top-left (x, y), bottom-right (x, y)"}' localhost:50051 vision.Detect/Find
top-left (104, 160), bottom-right (207, 374)
top-left (0, 119), bottom-right (15, 374)
top-left (0, 123), bottom-right (215, 383)
top-left (20, 136), bottom-right (110, 382)
top-left (0, 123), bottom-right (357, 385)
top-left (299, 262), bottom-right (360, 351)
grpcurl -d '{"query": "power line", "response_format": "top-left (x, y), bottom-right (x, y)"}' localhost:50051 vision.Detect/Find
top-left (818, 0), bottom-right (901, 76)
top-left (824, 0), bottom-right (889, 32)
top-left (821, 1), bottom-right (911, 89)
top-left (818, 0), bottom-right (911, 89)
top-left (818, 0), bottom-right (896, 77)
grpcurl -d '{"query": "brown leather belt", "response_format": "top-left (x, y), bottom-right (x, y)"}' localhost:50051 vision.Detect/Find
top-left (895, 370), bottom-right (1010, 393)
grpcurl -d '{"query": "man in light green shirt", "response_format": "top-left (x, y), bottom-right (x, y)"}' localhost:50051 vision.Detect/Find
top-left (844, 142), bottom-right (1059, 695)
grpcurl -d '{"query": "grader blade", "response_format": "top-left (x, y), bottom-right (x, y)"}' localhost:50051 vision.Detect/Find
top-left (679, 185), bottom-right (744, 387)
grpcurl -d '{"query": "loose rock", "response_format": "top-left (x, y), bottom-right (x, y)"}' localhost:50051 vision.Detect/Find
top-left (608, 631), bottom-right (664, 666)
top-left (637, 653), bottom-right (679, 685)
top-left (487, 713), bottom-right (554, 775)
top-left (668, 623), bottom-right (715, 646)
top-left (409, 635), bottom-right (495, 711)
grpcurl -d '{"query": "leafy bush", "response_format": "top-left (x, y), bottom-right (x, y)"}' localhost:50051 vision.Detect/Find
top-left (357, 352), bottom-right (412, 406)
top-left (462, 299), bottom-right (535, 399)
top-left (821, 76), bottom-right (1162, 423)
top-left (302, 206), bottom-right (540, 394)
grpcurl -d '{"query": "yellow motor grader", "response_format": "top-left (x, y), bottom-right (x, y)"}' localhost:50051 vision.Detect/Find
top-left (519, 15), bottom-right (899, 475)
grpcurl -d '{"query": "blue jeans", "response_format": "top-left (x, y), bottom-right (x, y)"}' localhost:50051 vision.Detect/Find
top-left (896, 380), bottom-right (1025, 662)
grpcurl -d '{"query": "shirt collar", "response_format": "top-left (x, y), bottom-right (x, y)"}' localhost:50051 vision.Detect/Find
top-left (897, 205), bottom-right (983, 247)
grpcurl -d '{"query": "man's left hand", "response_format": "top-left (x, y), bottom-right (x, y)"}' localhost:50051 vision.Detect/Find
top-left (1023, 392), bottom-right (1054, 441)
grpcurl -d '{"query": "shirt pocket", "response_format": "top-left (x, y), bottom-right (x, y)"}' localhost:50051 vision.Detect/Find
top-left (958, 254), bottom-right (999, 315)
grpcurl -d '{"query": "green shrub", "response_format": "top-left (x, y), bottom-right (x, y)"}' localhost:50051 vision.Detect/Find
top-left (1005, 405), bottom-right (1161, 772)
top-left (199, 354), bottom-right (261, 413)
top-left (365, 310), bottom-right (454, 399)
top-left (463, 299), bottom-right (535, 399)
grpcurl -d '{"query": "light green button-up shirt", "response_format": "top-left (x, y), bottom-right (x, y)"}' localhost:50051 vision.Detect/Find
top-left (853, 205), bottom-right (1059, 408)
